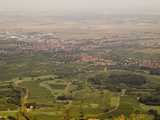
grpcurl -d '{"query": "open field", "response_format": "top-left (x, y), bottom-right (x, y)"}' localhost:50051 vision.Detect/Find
top-left (1, 67), bottom-right (160, 119)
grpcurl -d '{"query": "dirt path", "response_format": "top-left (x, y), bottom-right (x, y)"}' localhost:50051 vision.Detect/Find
top-left (39, 80), bottom-right (55, 96)
top-left (14, 79), bottom-right (29, 104)
top-left (64, 82), bottom-right (72, 95)
top-left (13, 79), bottom-right (31, 120)
top-left (97, 95), bottom-right (121, 117)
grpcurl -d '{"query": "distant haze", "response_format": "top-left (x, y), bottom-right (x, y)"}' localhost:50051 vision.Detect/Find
top-left (0, 0), bottom-right (160, 15)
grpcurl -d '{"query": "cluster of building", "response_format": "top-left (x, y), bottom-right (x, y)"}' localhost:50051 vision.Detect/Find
top-left (119, 58), bottom-right (160, 69)
top-left (0, 32), bottom-right (160, 70)
top-left (76, 55), bottom-right (115, 66)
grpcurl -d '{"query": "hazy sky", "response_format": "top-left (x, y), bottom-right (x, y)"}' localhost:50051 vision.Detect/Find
top-left (0, 0), bottom-right (160, 14)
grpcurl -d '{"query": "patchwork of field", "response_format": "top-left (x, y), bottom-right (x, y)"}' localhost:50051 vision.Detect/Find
top-left (0, 68), bottom-right (160, 120)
